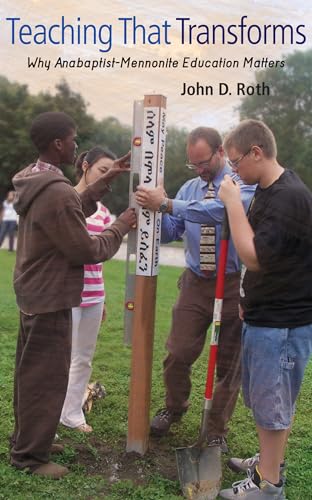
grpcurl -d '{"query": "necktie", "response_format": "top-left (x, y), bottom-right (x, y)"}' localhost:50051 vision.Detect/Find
top-left (200, 182), bottom-right (216, 275)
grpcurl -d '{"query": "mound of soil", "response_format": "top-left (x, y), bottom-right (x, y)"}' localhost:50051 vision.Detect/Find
top-left (73, 436), bottom-right (179, 486)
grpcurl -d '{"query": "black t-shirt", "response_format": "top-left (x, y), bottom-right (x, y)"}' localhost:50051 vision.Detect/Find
top-left (241, 169), bottom-right (312, 327)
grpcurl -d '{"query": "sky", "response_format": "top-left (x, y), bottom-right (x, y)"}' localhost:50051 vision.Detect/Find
top-left (0, 0), bottom-right (311, 134)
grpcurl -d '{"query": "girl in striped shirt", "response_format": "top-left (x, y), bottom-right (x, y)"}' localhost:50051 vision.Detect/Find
top-left (60, 146), bottom-right (114, 432)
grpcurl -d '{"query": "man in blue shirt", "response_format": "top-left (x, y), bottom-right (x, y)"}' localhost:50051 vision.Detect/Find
top-left (135, 127), bottom-right (255, 451)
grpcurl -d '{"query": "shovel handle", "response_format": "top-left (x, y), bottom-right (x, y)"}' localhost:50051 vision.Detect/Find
top-left (205, 343), bottom-right (218, 401)
top-left (204, 212), bottom-right (230, 401)
top-left (221, 211), bottom-right (230, 241)
top-left (216, 212), bottom-right (229, 298)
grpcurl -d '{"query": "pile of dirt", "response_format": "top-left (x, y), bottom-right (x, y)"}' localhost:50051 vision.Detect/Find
top-left (73, 437), bottom-right (178, 486)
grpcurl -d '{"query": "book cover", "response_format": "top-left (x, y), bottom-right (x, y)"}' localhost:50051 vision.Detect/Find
top-left (0, 2), bottom-right (311, 499)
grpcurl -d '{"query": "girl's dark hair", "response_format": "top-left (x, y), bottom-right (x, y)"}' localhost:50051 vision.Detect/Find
top-left (75, 146), bottom-right (116, 180)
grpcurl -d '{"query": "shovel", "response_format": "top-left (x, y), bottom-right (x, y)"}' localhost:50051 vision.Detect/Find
top-left (176, 213), bottom-right (230, 500)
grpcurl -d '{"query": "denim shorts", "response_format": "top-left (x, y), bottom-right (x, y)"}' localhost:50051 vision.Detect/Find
top-left (241, 322), bottom-right (312, 429)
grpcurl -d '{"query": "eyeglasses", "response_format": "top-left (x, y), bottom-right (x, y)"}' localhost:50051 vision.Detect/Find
top-left (228, 145), bottom-right (263, 169)
top-left (186, 150), bottom-right (216, 171)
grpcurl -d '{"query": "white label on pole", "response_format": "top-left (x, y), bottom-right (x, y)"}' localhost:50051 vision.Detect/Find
top-left (136, 105), bottom-right (166, 276)
top-left (213, 298), bottom-right (223, 323)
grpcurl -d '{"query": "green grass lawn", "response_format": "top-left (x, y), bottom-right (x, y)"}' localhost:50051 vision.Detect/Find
top-left (0, 250), bottom-right (311, 499)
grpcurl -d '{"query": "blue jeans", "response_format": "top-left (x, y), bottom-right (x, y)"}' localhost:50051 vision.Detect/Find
top-left (0, 220), bottom-right (17, 251)
top-left (242, 322), bottom-right (312, 429)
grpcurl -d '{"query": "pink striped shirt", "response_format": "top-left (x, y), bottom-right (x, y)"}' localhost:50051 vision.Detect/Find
top-left (80, 202), bottom-right (111, 307)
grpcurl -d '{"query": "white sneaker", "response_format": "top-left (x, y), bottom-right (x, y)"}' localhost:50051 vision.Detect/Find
top-left (219, 470), bottom-right (286, 499)
top-left (228, 453), bottom-right (286, 483)
top-left (228, 453), bottom-right (260, 473)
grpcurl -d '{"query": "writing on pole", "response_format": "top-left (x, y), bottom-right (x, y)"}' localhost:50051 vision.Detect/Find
top-left (137, 102), bottom-right (166, 276)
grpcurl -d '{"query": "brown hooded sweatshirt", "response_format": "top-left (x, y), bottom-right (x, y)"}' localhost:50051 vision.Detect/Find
top-left (13, 165), bottom-right (130, 314)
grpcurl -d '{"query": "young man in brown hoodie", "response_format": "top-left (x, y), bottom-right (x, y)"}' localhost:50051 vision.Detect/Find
top-left (10, 112), bottom-right (136, 479)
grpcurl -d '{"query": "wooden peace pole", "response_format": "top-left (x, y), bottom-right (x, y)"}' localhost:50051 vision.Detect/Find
top-left (126, 95), bottom-right (167, 454)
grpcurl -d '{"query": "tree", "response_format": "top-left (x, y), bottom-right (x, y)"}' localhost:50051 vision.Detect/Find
top-left (0, 77), bottom-right (35, 195)
top-left (165, 126), bottom-right (194, 198)
top-left (238, 49), bottom-right (312, 187)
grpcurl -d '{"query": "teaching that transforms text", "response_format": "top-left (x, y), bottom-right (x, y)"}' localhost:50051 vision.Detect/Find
top-left (2, 15), bottom-right (307, 54)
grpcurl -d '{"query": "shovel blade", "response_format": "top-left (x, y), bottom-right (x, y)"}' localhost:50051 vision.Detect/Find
top-left (175, 445), bottom-right (222, 500)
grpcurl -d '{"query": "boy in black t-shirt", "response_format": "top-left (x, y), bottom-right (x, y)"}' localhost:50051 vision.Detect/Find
top-left (218, 119), bottom-right (312, 500)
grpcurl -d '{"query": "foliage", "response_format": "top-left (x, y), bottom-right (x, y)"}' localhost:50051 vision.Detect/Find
top-left (238, 49), bottom-right (312, 188)
top-left (164, 126), bottom-right (194, 199)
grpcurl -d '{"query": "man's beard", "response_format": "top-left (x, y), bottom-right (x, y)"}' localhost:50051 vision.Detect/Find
top-left (200, 162), bottom-right (221, 182)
